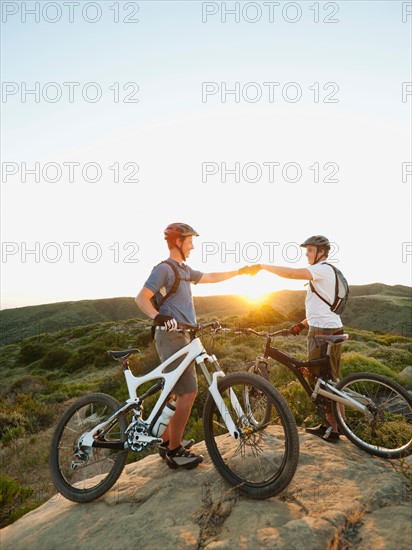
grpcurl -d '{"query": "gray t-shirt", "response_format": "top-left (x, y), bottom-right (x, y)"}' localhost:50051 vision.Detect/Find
top-left (144, 258), bottom-right (203, 324)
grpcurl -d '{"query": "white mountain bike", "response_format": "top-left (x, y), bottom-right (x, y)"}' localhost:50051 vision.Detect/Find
top-left (49, 322), bottom-right (300, 502)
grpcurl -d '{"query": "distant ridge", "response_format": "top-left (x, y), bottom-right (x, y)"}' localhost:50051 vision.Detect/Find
top-left (1, 283), bottom-right (411, 344)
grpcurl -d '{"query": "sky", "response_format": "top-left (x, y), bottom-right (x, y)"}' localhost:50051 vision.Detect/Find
top-left (1, 0), bottom-right (411, 310)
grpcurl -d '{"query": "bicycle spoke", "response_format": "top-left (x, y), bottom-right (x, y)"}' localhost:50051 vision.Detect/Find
top-left (203, 373), bottom-right (299, 499)
top-left (334, 374), bottom-right (412, 459)
top-left (50, 394), bottom-right (128, 502)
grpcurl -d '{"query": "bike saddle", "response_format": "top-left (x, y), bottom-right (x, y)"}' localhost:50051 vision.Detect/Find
top-left (313, 334), bottom-right (349, 345)
top-left (107, 349), bottom-right (140, 359)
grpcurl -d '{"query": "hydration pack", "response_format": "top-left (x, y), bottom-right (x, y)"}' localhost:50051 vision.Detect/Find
top-left (309, 262), bottom-right (349, 315)
top-left (150, 260), bottom-right (180, 311)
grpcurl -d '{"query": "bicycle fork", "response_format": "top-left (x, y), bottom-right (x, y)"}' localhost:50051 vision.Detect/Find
top-left (196, 354), bottom-right (245, 439)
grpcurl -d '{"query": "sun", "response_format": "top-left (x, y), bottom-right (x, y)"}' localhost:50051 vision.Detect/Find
top-left (240, 290), bottom-right (270, 305)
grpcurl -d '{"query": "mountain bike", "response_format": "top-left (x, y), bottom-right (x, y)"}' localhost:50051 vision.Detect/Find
top-left (238, 328), bottom-right (412, 459)
top-left (49, 322), bottom-right (300, 503)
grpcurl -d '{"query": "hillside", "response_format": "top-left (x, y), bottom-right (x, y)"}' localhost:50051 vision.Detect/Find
top-left (1, 433), bottom-right (411, 550)
top-left (1, 313), bottom-right (411, 528)
top-left (1, 283), bottom-right (411, 345)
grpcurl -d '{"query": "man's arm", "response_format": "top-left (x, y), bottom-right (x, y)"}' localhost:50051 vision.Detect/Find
top-left (135, 287), bottom-right (158, 320)
top-left (260, 265), bottom-right (313, 280)
top-left (198, 270), bottom-right (242, 284)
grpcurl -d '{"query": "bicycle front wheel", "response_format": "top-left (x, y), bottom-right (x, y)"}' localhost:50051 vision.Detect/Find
top-left (333, 373), bottom-right (412, 459)
top-left (49, 393), bottom-right (129, 503)
top-left (244, 361), bottom-right (271, 428)
top-left (203, 372), bottom-right (299, 499)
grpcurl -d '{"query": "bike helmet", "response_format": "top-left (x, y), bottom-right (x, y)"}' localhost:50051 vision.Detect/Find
top-left (164, 223), bottom-right (199, 261)
top-left (300, 235), bottom-right (330, 264)
top-left (164, 223), bottom-right (199, 240)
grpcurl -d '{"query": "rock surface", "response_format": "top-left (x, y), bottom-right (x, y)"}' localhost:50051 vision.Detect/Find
top-left (1, 431), bottom-right (411, 550)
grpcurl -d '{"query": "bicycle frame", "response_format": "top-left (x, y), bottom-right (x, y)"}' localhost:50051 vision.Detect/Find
top-left (81, 333), bottom-right (244, 449)
top-left (263, 341), bottom-right (373, 418)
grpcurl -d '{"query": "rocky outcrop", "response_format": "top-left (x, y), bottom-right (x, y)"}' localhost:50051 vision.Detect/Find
top-left (1, 431), bottom-right (411, 550)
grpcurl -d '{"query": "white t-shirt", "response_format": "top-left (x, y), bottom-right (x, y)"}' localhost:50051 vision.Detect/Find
top-left (305, 263), bottom-right (343, 329)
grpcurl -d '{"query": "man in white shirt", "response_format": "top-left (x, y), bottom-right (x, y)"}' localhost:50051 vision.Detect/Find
top-left (255, 235), bottom-right (345, 443)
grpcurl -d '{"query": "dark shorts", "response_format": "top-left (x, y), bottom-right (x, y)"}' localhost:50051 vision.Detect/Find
top-left (154, 329), bottom-right (198, 395)
top-left (307, 326), bottom-right (344, 381)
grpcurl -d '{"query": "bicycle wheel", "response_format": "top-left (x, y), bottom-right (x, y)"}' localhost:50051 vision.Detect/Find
top-left (244, 361), bottom-right (271, 427)
top-left (203, 372), bottom-right (299, 499)
top-left (49, 393), bottom-right (129, 503)
top-left (333, 373), bottom-right (412, 459)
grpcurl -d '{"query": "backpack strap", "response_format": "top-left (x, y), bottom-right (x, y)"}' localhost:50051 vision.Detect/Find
top-left (155, 260), bottom-right (181, 308)
top-left (309, 262), bottom-right (337, 309)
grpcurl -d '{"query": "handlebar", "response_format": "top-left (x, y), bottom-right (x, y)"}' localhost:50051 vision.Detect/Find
top-left (174, 321), bottom-right (223, 333)
top-left (158, 322), bottom-right (291, 338)
top-left (234, 328), bottom-right (291, 338)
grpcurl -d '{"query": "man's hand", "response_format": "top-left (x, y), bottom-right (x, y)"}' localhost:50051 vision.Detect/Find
top-left (154, 314), bottom-right (178, 331)
top-left (290, 322), bottom-right (306, 336)
top-left (238, 264), bottom-right (261, 276)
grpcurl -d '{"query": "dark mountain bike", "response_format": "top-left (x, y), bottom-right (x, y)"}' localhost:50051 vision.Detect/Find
top-left (238, 328), bottom-right (412, 459)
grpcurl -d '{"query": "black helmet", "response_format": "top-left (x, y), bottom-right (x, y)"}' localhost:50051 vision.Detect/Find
top-left (300, 235), bottom-right (330, 250)
top-left (164, 223), bottom-right (199, 240)
top-left (300, 235), bottom-right (330, 264)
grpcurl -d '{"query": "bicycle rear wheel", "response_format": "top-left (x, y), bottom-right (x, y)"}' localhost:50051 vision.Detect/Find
top-left (333, 373), bottom-right (412, 459)
top-left (49, 393), bottom-right (129, 503)
top-left (203, 372), bottom-right (299, 499)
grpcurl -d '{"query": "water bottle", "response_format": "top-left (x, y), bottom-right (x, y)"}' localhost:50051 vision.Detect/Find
top-left (152, 401), bottom-right (176, 436)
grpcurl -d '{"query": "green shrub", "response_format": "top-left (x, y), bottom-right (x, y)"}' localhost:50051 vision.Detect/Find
top-left (369, 347), bottom-right (412, 371)
top-left (269, 363), bottom-right (296, 388)
top-left (0, 474), bottom-right (33, 528)
top-left (130, 345), bottom-right (160, 376)
top-left (185, 417), bottom-right (204, 442)
top-left (0, 410), bottom-right (27, 440)
top-left (135, 329), bottom-right (153, 349)
top-left (65, 344), bottom-right (104, 373)
top-left (70, 326), bottom-right (90, 338)
top-left (18, 343), bottom-right (47, 366)
top-left (99, 369), bottom-right (124, 396)
top-left (278, 381), bottom-right (315, 426)
top-left (340, 353), bottom-right (400, 382)
top-left (15, 395), bottom-right (54, 433)
top-left (241, 305), bottom-right (286, 326)
top-left (9, 375), bottom-right (49, 396)
top-left (43, 392), bottom-right (69, 403)
top-left (40, 349), bottom-right (72, 370)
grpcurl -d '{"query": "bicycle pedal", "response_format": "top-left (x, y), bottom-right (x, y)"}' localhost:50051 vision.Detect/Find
top-left (322, 426), bottom-right (333, 439)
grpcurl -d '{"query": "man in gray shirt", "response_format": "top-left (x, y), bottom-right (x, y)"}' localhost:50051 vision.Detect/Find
top-left (135, 223), bottom-right (249, 469)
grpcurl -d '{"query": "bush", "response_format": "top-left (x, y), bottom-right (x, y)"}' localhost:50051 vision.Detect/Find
top-left (40, 349), bottom-right (72, 371)
top-left (18, 343), bottom-right (47, 366)
top-left (9, 375), bottom-right (49, 397)
top-left (135, 329), bottom-right (153, 349)
top-left (340, 353), bottom-right (401, 382)
top-left (185, 417), bottom-right (204, 442)
top-left (241, 305), bottom-right (286, 326)
top-left (0, 410), bottom-right (27, 441)
top-left (278, 381), bottom-right (315, 426)
top-left (368, 347), bottom-right (412, 371)
top-left (99, 369), bottom-right (124, 396)
top-left (0, 474), bottom-right (33, 528)
top-left (15, 395), bottom-right (55, 433)
top-left (65, 344), bottom-right (105, 373)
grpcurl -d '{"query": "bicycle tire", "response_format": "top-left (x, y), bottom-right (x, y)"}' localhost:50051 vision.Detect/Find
top-left (203, 372), bottom-right (299, 499)
top-left (49, 393), bottom-right (129, 503)
top-left (244, 361), bottom-right (271, 427)
top-left (333, 373), bottom-right (412, 459)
